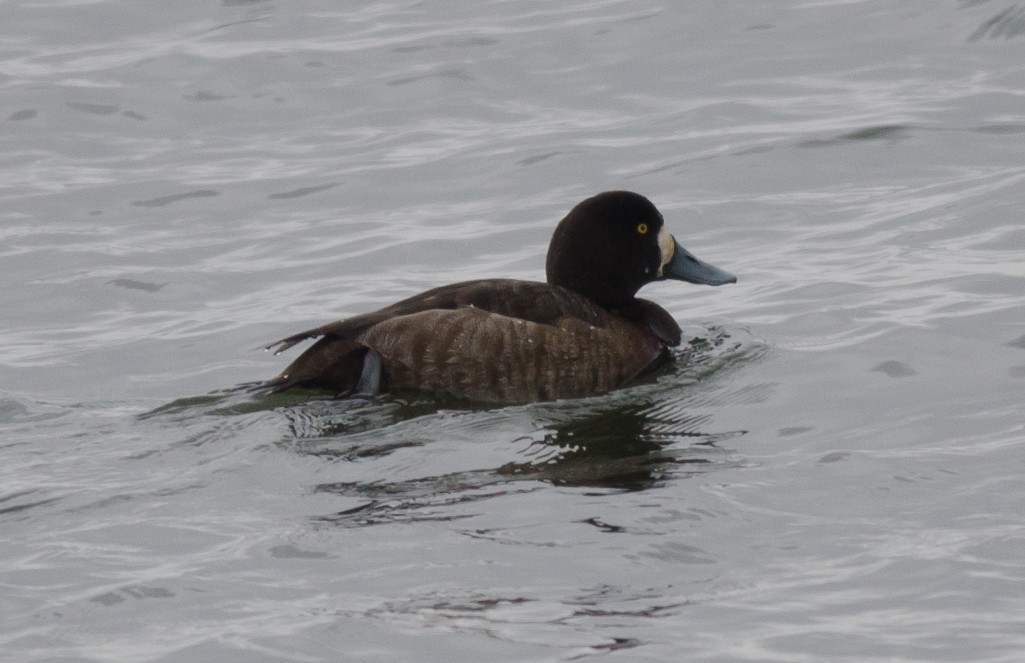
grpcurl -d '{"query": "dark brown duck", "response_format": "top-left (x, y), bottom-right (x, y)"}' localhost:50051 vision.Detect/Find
top-left (263, 191), bottom-right (736, 403)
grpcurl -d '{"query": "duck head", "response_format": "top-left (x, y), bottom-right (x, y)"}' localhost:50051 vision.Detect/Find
top-left (545, 191), bottom-right (736, 309)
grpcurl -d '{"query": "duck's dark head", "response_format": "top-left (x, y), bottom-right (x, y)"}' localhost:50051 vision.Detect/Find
top-left (545, 191), bottom-right (737, 309)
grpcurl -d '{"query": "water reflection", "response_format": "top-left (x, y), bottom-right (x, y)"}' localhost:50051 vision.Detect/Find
top-left (312, 397), bottom-right (745, 527)
top-left (497, 402), bottom-right (729, 491)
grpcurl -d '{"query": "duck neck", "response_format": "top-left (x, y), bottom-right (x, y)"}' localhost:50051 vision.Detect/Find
top-left (548, 272), bottom-right (642, 311)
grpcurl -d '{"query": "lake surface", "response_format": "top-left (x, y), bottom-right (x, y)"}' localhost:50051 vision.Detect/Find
top-left (3, 1), bottom-right (1025, 661)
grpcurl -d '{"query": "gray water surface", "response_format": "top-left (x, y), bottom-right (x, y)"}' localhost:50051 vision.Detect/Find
top-left (3, 1), bottom-right (1025, 661)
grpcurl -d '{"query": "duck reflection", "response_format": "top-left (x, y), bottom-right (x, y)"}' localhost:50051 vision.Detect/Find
top-left (498, 400), bottom-right (733, 491)
top-left (311, 395), bottom-right (744, 529)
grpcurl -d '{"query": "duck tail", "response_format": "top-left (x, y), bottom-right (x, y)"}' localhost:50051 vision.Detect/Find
top-left (256, 339), bottom-right (382, 397)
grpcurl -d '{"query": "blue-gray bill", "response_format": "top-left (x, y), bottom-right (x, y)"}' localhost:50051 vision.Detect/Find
top-left (662, 239), bottom-right (738, 286)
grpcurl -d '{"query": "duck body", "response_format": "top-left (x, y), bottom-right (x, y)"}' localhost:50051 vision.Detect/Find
top-left (263, 191), bottom-right (736, 404)
top-left (266, 279), bottom-right (678, 403)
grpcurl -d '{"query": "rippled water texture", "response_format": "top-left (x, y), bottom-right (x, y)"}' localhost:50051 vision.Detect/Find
top-left (3, 1), bottom-right (1025, 661)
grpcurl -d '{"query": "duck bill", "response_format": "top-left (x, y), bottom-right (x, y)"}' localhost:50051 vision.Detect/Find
top-left (660, 237), bottom-right (737, 286)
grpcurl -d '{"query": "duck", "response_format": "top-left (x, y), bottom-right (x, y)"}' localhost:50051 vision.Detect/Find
top-left (261, 191), bottom-right (736, 403)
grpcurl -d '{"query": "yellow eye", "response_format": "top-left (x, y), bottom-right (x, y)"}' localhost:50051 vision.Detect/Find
top-left (636, 223), bottom-right (649, 234)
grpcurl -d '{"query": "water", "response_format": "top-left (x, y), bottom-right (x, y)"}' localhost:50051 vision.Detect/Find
top-left (3, 1), bottom-right (1025, 660)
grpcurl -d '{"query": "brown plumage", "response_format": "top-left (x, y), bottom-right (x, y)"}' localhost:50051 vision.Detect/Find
top-left (261, 191), bottom-right (736, 404)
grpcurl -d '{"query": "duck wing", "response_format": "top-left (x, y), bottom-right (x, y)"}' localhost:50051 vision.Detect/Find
top-left (264, 279), bottom-right (609, 355)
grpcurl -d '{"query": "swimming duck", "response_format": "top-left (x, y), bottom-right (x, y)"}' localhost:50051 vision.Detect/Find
top-left (262, 191), bottom-right (736, 403)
